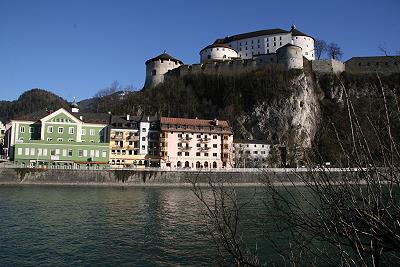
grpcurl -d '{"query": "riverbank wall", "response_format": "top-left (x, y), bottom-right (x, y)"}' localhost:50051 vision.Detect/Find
top-left (0, 167), bottom-right (350, 186)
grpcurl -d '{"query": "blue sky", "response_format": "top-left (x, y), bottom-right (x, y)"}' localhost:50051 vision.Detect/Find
top-left (1, 0), bottom-right (399, 101)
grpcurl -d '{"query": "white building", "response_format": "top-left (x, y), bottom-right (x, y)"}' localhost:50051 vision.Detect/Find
top-left (200, 25), bottom-right (314, 63)
top-left (234, 139), bottom-right (271, 168)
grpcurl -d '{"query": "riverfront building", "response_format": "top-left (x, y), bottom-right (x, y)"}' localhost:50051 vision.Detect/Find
top-left (159, 117), bottom-right (234, 169)
top-left (6, 104), bottom-right (110, 169)
top-left (109, 115), bottom-right (160, 168)
top-left (233, 139), bottom-right (271, 168)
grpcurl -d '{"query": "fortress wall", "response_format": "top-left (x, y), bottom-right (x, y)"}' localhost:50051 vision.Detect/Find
top-left (312, 59), bottom-right (345, 74)
top-left (345, 57), bottom-right (400, 75)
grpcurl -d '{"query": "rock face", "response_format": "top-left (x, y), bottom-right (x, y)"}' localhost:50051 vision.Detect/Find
top-left (237, 71), bottom-right (321, 153)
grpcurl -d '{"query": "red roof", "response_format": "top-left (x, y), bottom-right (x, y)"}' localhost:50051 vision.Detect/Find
top-left (160, 117), bottom-right (230, 128)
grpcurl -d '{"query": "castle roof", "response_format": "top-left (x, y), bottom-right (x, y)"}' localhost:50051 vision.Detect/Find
top-left (290, 25), bottom-right (314, 39)
top-left (277, 43), bottom-right (302, 50)
top-left (216, 28), bottom-right (289, 43)
top-left (145, 53), bottom-right (183, 65)
top-left (200, 43), bottom-right (237, 53)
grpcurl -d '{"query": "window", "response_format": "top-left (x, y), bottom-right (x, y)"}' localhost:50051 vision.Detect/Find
top-left (197, 134), bottom-right (201, 138)
top-left (43, 149), bottom-right (48, 156)
top-left (151, 69), bottom-right (156, 76)
top-left (279, 36), bottom-right (282, 40)
top-left (58, 138), bottom-right (63, 142)
top-left (213, 153), bottom-right (217, 157)
top-left (38, 148), bottom-right (42, 156)
top-left (274, 37), bottom-right (276, 41)
top-left (58, 127), bottom-right (63, 134)
top-left (29, 127), bottom-right (34, 133)
top-left (178, 152), bottom-right (182, 156)
top-left (266, 43), bottom-right (269, 47)
top-left (196, 143), bottom-right (201, 147)
top-left (204, 153), bottom-right (209, 157)
top-left (90, 129), bottom-right (95, 136)
top-left (68, 150), bottom-right (73, 157)
top-left (62, 149), bottom-right (67, 156)
top-left (254, 151), bottom-right (258, 154)
top-left (279, 42), bottom-right (282, 46)
top-left (178, 143), bottom-right (182, 147)
top-left (20, 126), bottom-right (25, 133)
top-left (79, 150), bottom-right (83, 157)
top-left (47, 138), bottom-right (52, 141)
top-left (196, 152), bottom-right (200, 156)
top-left (142, 137), bottom-right (146, 141)
top-left (142, 128), bottom-right (146, 132)
top-left (68, 139), bottom-right (73, 142)
top-left (274, 42), bottom-right (276, 46)
top-left (213, 135), bottom-right (217, 139)
top-left (48, 126), bottom-right (53, 133)
top-left (213, 144), bottom-right (217, 148)
top-left (50, 149), bottom-right (56, 156)
top-left (83, 150), bottom-right (88, 157)
top-left (102, 151), bottom-right (107, 158)
top-left (141, 145), bottom-right (145, 150)
top-left (261, 151), bottom-right (266, 154)
top-left (30, 148), bottom-right (35, 156)
top-left (95, 150), bottom-right (99, 157)
top-left (17, 148), bottom-right (22, 155)
top-left (267, 49), bottom-right (269, 54)
top-left (56, 149), bottom-right (60, 155)
top-left (82, 129), bottom-right (86, 135)
top-left (185, 152), bottom-right (189, 156)
top-left (90, 150), bottom-right (95, 157)
top-left (69, 127), bottom-right (74, 134)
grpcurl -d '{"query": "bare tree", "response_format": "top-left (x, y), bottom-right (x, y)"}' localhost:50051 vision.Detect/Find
top-left (315, 39), bottom-right (328, 60)
top-left (193, 73), bottom-right (400, 266)
top-left (327, 42), bottom-right (343, 60)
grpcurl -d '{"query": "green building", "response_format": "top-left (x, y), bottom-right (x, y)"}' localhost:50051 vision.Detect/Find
top-left (7, 104), bottom-right (111, 169)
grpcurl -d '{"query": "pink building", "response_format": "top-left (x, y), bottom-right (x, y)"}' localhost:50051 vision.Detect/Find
top-left (159, 117), bottom-right (234, 169)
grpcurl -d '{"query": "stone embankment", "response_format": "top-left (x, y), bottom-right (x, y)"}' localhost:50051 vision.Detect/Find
top-left (0, 167), bottom-right (349, 186)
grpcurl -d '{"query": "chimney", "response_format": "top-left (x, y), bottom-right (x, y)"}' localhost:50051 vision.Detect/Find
top-left (214, 118), bottom-right (219, 126)
top-left (147, 116), bottom-right (150, 121)
top-left (126, 114), bottom-right (130, 120)
top-left (79, 116), bottom-right (83, 121)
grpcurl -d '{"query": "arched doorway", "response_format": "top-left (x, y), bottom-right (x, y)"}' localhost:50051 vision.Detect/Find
top-left (196, 161), bottom-right (201, 168)
top-left (184, 161), bottom-right (190, 168)
top-left (204, 162), bottom-right (209, 168)
top-left (213, 162), bottom-right (217, 168)
top-left (177, 161), bottom-right (182, 168)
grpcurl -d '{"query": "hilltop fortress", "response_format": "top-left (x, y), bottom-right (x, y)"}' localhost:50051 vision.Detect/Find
top-left (144, 25), bottom-right (400, 88)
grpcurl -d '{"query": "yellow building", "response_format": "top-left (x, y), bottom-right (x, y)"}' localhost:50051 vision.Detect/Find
top-left (109, 115), bottom-right (160, 168)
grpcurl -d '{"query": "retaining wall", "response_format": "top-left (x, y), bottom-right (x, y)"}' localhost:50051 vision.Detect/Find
top-left (0, 167), bottom-right (349, 186)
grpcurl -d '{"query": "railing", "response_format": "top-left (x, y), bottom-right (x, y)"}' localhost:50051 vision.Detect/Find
top-left (127, 135), bottom-right (139, 141)
top-left (199, 138), bottom-right (211, 142)
top-left (111, 135), bottom-right (124, 140)
top-left (0, 162), bottom-right (372, 173)
top-left (199, 147), bottom-right (211, 151)
top-left (178, 146), bottom-right (192, 150)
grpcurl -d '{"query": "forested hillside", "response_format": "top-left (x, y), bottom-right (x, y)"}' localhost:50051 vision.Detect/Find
top-left (0, 89), bottom-right (69, 122)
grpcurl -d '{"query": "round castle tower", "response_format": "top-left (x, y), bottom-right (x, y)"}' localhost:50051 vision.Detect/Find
top-left (277, 43), bottom-right (303, 69)
top-left (290, 24), bottom-right (315, 60)
top-left (199, 43), bottom-right (238, 63)
top-left (144, 53), bottom-right (183, 88)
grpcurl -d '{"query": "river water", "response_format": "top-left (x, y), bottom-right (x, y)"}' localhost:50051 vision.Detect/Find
top-left (0, 185), bottom-right (280, 266)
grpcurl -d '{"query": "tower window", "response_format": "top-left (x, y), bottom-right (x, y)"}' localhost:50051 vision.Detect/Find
top-left (151, 69), bottom-right (156, 76)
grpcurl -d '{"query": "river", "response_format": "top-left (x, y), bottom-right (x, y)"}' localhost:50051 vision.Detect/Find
top-left (0, 185), bottom-right (278, 266)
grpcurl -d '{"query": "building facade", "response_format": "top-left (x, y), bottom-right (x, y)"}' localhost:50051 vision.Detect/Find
top-left (109, 115), bottom-right (160, 168)
top-left (6, 106), bottom-right (110, 169)
top-left (234, 139), bottom-right (271, 168)
top-left (159, 117), bottom-right (234, 169)
top-left (200, 25), bottom-right (315, 63)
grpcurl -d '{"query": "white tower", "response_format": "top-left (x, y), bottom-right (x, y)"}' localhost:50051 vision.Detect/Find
top-left (144, 52), bottom-right (183, 88)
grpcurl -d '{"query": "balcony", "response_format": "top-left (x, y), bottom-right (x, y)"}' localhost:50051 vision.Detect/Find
top-left (199, 137), bottom-right (211, 143)
top-left (179, 146), bottom-right (192, 151)
top-left (199, 147), bottom-right (211, 151)
top-left (111, 135), bottom-right (124, 141)
top-left (179, 136), bottom-right (192, 142)
top-left (160, 147), bottom-right (168, 152)
top-left (127, 135), bottom-right (139, 141)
